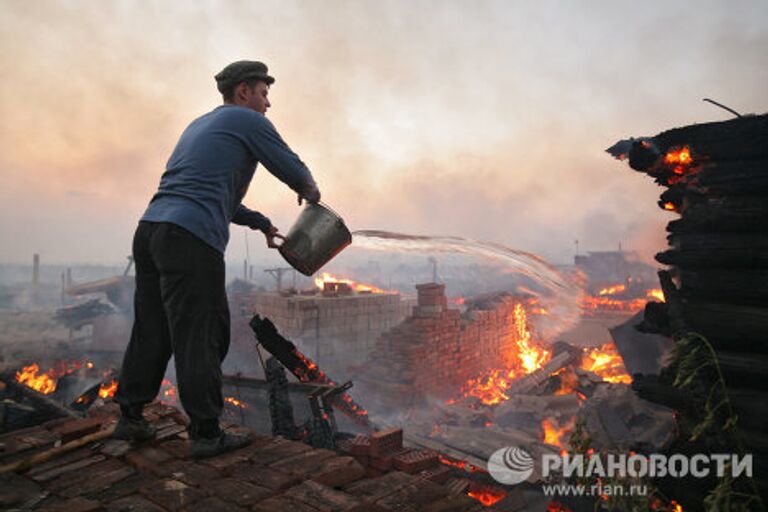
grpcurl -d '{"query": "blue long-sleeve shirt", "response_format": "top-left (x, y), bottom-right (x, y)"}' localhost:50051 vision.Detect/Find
top-left (141, 105), bottom-right (317, 253)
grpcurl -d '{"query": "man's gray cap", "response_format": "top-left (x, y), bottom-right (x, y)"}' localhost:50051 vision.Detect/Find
top-left (214, 60), bottom-right (275, 92)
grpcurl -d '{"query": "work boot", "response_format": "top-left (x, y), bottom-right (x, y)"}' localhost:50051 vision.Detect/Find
top-left (112, 404), bottom-right (156, 442)
top-left (113, 416), bottom-right (157, 442)
top-left (191, 430), bottom-right (254, 459)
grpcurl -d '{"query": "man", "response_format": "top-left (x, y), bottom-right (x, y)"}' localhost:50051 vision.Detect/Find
top-left (113, 60), bottom-right (320, 458)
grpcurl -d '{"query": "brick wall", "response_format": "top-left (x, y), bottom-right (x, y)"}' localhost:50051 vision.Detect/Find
top-left (355, 284), bottom-right (528, 411)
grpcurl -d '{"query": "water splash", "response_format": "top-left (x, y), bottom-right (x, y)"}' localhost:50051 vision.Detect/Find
top-left (352, 230), bottom-right (583, 339)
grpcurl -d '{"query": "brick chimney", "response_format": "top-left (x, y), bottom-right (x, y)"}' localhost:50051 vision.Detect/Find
top-left (414, 283), bottom-right (447, 317)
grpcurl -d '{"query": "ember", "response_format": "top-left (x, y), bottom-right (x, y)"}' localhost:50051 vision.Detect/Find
top-left (160, 379), bottom-right (177, 405)
top-left (314, 272), bottom-right (392, 294)
top-left (224, 396), bottom-right (247, 408)
top-left (467, 487), bottom-right (507, 506)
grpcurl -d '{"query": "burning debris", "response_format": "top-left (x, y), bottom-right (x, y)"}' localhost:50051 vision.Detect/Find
top-left (609, 113), bottom-right (768, 510)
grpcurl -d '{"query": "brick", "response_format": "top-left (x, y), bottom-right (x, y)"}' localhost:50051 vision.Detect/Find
top-left (369, 428), bottom-right (402, 457)
top-left (60, 463), bottom-right (135, 498)
top-left (252, 496), bottom-right (322, 512)
top-left (311, 456), bottom-right (366, 488)
top-left (139, 479), bottom-right (206, 511)
top-left (164, 459), bottom-right (222, 487)
top-left (392, 450), bottom-right (439, 474)
top-left (248, 439), bottom-right (313, 467)
top-left (99, 440), bottom-right (132, 458)
top-left (182, 496), bottom-right (248, 512)
top-left (417, 465), bottom-right (453, 484)
top-left (30, 454), bottom-right (107, 483)
top-left (38, 496), bottom-right (103, 512)
top-left (105, 494), bottom-right (165, 512)
top-left (47, 458), bottom-right (125, 493)
top-left (421, 494), bottom-right (486, 512)
top-left (348, 435), bottom-right (370, 456)
top-left (154, 423), bottom-right (187, 442)
top-left (96, 473), bottom-right (156, 503)
top-left (157, 439), bottom-right (189, 459)
top-left (56, 417), bottom-right (104, 443)
top-left (343, 472), bottom-right (416, 501)
top-left (205, 477), bottom-right (273, 507)
top-left (227, 462), bottom-right (301, 491)
top-left (26, 446), bottom-right (97, 477)
top-left (125, 450), bottom-right (170, 477)
top-left (285, 480), bottom-right (365, 512)
top-left (269, 448), bottom-right (335, 476)
top-left (0, 472), bottom-right (46, 510)
top-left (374, 478), bottom-right (449, 512)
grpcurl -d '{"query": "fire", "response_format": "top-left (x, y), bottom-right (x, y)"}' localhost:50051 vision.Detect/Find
top-left (647, 288), bottom-right (665, 301)
top-left (98, 379), bottom-right (119, 399)
top-left (15, 360), bottom-right (93, 395)
top-left (542, 417), bottom-right (575, 449)
top-left (664, 146), bottom-right (692, 167)
top-left (597, 284), bottom-right (626, 296)
top-left (663, 202), bottom-right (676, 211)
top-left (15, 364), bottom-right (57, 394)
top-left (438, 455), bottom-right (484, 473)
top-left (314, 272), bottom-right (391, 294)
top-left (581, 342), bottom-right (632, 384)
top-left (547, 502), bottom-right (574, 512)
top-left (554, 368), bottom-right (579, 396)
top-left (467, 488), bottom-right (507, 506)
top-left (224, 396), bottom-right (247, 408)
top-left (454, 302), bottom-right (550, 405)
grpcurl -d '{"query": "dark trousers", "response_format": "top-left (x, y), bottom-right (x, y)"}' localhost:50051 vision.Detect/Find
top-left (115, 221), bottom-right (230, 434)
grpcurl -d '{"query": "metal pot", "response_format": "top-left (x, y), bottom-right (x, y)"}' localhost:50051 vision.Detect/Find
top-left (278, 202), bottom-right (352, 276)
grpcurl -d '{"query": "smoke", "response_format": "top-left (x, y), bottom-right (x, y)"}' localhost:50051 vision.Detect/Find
top-left (1, 0), bottom-right (766, 266)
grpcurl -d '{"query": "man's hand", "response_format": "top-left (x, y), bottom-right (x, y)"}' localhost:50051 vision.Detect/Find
top-left (263, 225), bottom-right (286, 249)
top-left (297, 185), bottom-right (321, 206)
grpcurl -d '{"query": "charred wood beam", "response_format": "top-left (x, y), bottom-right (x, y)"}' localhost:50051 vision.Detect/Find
top-left (657, 232), bottom-right (768, 269)
top-left (222, 374), bottom-right (334, 393)
top-left (249, 315), bottom-right (373, 429)
top-left (0, 375), bottom-right (82, 421)
top-left (676, 269), bottom-right (768, 306)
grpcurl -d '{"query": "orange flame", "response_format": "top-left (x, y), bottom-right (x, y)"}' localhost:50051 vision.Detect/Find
top-left (454, 302), bottom-right (550, 405)
top-left (664, 146), bottom-right (692, 167)
top-left (468, 488), bottom-right (507, 506)
top-left (98, 379), bottom-right (119, 399)
top-left (597, 284), bottom-right (626, 296)
top-left (663, 202), bottom-right (676, 211)
top-left (15, 360), bottom-right (92, 395)
top-left (224, 396), bottom-right (247, 408)
top-left (438, 455), bottom-right (484, 473)
top-left (581, 342), bottom-right (632, 384)
top-left (314, 272), bottom-right (392, 294)
top-left (542, 417), bottom-right (575, 449)
top-left (647, 289), bottom-right (665, 302)
top-left (15, 364), bottom-right (57, 394)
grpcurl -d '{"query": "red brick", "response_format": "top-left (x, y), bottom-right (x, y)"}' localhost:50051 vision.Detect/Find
top-left (284, 480), bottom-right (365, 512)
top-left (60, 464), bottom-right (135, 498)
top-left (374, 478), bottom-right (449, 511)
top-left (268, 448), bottom-right (335, 477)
top-left (205, 477), bottom-right (273, 507)
top-left (252, 496), bottom-right (322, 512)
top-left (417, 464), bottom-right (453, 484)
top-left (227, 462), bottom-right (299, 490)
top-left (311, 456), bottom-right (366, 487)
top-left (164, 459), bottom-right (222, 487)
top-left (392, 450), bottom-right (439, 474)
top-left (38, 496), bottom-right (103, 512)
top-left (56, 417), bottom-right (104, 444)
top-left (183, 496), bottom-right (248, 512)
top-left (368, 428), bottom-right (402, 457)
top-left (104, 495), bottom-right (165, 512)
top-left (30, 454), bottom-right (107, 483)
top-left (139, 478), bottom-right (206, 511)
top-left (349, 435), bottom-right (370, 456)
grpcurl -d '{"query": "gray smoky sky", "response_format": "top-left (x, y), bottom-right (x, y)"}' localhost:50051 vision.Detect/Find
top-left (0, 0), bottom-right (766, 268)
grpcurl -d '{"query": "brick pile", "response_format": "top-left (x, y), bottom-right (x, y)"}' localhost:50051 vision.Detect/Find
top-left (355, 284), bottom-right (527, 411)
top-left (0, 402), bottom-right (492, 511)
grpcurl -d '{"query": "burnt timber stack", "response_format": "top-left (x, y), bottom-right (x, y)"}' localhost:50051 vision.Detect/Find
top-left (612, 113), bottom-right (768, 508)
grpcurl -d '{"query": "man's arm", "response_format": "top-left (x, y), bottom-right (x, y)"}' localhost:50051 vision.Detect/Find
top-left (248, 115), bottom-right (321, 202)
top-left (232, 204), bottom-right (272, 232)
